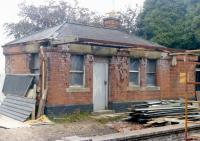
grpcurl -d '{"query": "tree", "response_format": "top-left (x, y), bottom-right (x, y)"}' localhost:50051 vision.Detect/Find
top-left (136, 0), bottom-right (200, 49)
top-left (4, 0), bottom-right (103, 39)
top-left (117, 7), bottom-right (138, 34)
top-left (4, 0), bottom-right (139, 39)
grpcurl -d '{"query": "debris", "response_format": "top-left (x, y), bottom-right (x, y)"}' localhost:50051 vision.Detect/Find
top-left (25, 115), bottom-right (53, 126)
top-left (0, 114), bottom-right (30, 129)
top-left (2, 74), bottom-right (34, 97)
top-left (128, 100), bottom-right (200, 124)
top-left (0, 95), bottom-right (36, 122)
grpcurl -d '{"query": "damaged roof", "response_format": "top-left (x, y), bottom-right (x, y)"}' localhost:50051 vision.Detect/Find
top-left (4, 22), bottom-right (165, 48)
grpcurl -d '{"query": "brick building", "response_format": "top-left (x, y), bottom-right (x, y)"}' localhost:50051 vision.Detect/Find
top-left (2, 17), bottom-right (198, 116)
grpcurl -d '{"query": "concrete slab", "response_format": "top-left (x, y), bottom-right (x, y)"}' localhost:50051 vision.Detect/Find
top-left (0, 114), bottom-right (30, 129)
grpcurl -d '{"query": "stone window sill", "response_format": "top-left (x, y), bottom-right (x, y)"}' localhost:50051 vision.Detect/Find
top-left (66, 87), bottom-right (90, 93)
top-left (127, 86), bottom-right (160, 91)
top-left (127, 85), bottom-right (140, 91)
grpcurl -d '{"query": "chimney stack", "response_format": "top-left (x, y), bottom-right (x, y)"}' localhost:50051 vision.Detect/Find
top-left (103, 12), bottom-right (121, 30)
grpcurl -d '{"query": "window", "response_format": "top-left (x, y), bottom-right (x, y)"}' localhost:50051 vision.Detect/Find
top-left (146, 59), bottom-right (156, 86)
top-left (70, 55), bottom-right (84, 86)
top-left (30, 53), bottom-right (40, 74)
top-left (196, 57), bottom-right (200, 91)
top-left (129, 58), bottom-right (140, 86)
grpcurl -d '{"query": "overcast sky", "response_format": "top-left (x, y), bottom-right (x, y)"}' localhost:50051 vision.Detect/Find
top-left (0, 0), bottom-right (144, 74)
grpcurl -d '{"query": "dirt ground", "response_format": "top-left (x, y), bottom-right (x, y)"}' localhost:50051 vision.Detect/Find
top-left (0, 120), bottom-right (117, 141)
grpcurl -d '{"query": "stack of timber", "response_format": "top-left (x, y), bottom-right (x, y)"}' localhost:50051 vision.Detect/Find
top-left (128, 100), bottom-right (200, 124)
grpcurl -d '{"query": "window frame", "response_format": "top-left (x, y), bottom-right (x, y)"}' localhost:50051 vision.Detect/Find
top-left (69, 54), bottom-right (85, 87)
top-left (146, 59), bottom-right (157, 87)
top-left (129, 58), bottom-right (140, 86)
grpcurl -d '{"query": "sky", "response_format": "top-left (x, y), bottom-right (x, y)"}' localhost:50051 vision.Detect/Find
top-left (0, 0), bottom-right (144, 74)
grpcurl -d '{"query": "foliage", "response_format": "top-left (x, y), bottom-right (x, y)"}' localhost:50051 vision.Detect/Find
top-left (117, 8), bottom-right (138, 34)
top-left (50, 112), bottom-right (91, 123)
top-left (4, 0), bottom-right (138, 39)
top-left (136, 0), bottom-right (200, 49)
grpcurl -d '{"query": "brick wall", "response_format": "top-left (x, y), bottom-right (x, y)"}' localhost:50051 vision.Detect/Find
top-left (3, 45), bottom-right (198, 109)
top-left (45, 48), bottom-right (93, 106)
top-left (4, 46), bottom-right (31, 74)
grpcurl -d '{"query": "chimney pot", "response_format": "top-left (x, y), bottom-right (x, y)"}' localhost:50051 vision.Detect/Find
top-left (103, 17), bottom-right (121, 30)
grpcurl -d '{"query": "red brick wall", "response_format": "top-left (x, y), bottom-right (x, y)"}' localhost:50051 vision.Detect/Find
top-left (45, 48), bottom-right (93, 106)
top-left (109, 55), bottom-right (197, 102)
top-left (169, 56), bottom-right (196, 99)
top-left (5, 54), bottom-right (30, 73)
top-left (4, 46), bottom-right (30, 74)
top-left (3, 45), bottom-right (198, 106)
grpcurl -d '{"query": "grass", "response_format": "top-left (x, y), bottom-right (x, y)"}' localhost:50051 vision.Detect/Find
top-left (49, 112), bottom-right (92, 123)
top-left (48, 112), bottom-right (126, 124)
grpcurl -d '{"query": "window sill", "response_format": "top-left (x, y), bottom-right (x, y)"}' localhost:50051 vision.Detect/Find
top-left (127, 86), bottom-right (160, 91)
top-left (66, 87), bottom-right (90, 93)
top-left (127, 85), bottom-right (140, 91)
top-left (145, 86), bottom-right (160, 91)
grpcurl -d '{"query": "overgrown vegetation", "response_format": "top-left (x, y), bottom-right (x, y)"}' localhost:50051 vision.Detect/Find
top-left (49, 112), bottom-right (91, 123)
top-left (5, 0), bottom-right (200, 50)
top-left (136, 0), bottom-right (200, 49)
top-left (49, 112), bottom-right (126, 124)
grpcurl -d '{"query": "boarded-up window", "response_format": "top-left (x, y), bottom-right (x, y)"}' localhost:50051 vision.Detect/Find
top-left (129, 58), bottom-right (140, 85)
top-left (70, 55), bottom-right (84, 86)
top-left (30, 53), bottom-right (40, 74)
top-left (146, 59), bottom-right (156, 86)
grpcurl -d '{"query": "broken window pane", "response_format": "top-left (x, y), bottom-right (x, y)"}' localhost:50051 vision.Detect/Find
top-left (129, 58), bottom-right (139, 85)
top-left (70, 55), bottom-right (84, 86)
top-left (71, 55), bottom-right (84, 71)
top-left (129, 72), bottom-right (139, 85)
top-left (70, 73), bottom-right (83, 86)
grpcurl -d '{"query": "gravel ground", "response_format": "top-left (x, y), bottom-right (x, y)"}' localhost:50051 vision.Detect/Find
top-left (0, 120), bottom-right (117, 141)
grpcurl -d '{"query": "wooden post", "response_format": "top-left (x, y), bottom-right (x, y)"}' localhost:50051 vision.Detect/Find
top-left (184, 54), bottom-right (188, 141)
top-left (37, 47), bottom-right (48, 118)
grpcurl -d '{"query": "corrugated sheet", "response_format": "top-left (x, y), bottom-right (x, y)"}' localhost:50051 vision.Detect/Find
top-left (4, 22), bottom-right (164, 48)
top-left (3, 75), bottom-right (34, 96)
top-left (0, 95), bottom-right (36, 121)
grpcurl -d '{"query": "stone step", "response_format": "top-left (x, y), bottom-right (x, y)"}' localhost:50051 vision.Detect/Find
top-left (56, 136), bottom-right (91, 141)
top-left (92, 110), bottom-right (115, 116)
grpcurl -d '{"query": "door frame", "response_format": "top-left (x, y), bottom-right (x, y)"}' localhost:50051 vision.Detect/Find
top-left (93, 57), bottom-right (109, 111)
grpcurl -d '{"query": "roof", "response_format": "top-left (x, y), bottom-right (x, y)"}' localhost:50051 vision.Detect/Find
top-left (4, 22), bottom-right (165, 48)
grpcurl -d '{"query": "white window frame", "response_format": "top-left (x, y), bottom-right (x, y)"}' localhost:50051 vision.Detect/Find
top-left (69, 55), bottom-right (85, 87)
top-left (129, 58), bottom-right (140, 86)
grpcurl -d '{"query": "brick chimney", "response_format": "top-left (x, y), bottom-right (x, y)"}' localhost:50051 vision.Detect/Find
top-left (103, 12), bottom-right (121, 30)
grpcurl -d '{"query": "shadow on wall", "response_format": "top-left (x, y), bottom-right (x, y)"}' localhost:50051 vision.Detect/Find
top-left (0, 74), bottom-right (5, 104)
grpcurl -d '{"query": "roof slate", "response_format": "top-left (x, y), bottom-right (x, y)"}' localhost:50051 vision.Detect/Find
top-left (4, 22), bottom-right (165, 48)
